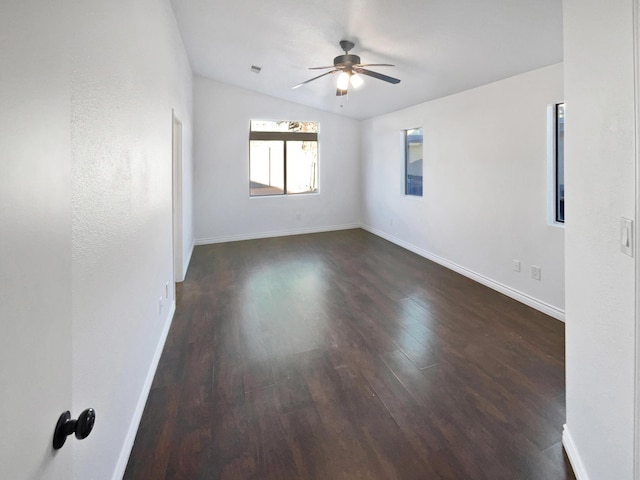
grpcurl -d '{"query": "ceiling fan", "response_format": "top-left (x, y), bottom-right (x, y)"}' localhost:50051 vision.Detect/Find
top-left (292, 40), bottom-right (401, 96)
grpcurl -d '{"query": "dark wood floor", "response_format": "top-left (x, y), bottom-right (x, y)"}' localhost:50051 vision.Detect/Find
top-left (125, 229), bottom-right (575, 480)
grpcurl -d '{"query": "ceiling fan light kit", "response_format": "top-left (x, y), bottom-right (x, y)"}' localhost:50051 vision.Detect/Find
top-left (350, 73), bottom-right (363, 88)
top-left (292, 40), bottom-right (400, 96)
top-left (336, 71), bottom-right (350, 90)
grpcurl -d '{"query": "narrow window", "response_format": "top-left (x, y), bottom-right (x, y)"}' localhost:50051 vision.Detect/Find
top-left (555, 104), bottom-right (565, 222)
top-left (404, 128), bottom-right (423, 196)
top-left (249, 121), bottom-right (318, 197)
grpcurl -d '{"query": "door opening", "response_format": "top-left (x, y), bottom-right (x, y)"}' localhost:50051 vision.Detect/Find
top-left (172, 112), bottom-right (184, 283)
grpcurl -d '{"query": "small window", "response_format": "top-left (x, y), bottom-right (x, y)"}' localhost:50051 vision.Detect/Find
top-left (555, 104), bottom-right (565, 222)
top-left (405, 128), bottom-right (423, 196)
top-left (249, 121), bottom-right (318, 196)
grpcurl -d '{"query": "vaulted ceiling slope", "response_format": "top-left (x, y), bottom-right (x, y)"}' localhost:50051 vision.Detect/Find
top-left (170, 0), bottom-right (563, 120)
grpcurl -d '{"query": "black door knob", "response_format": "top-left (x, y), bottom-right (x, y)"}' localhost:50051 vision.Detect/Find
top-left (53, 408), bottom-right (96, 450)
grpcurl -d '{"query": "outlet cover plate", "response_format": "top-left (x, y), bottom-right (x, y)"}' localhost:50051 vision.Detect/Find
top-left (531, 266), bottom-right (541, 281)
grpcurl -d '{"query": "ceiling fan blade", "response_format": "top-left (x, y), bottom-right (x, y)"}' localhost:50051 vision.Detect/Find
top-left (354, 63), bottom-right (395, 67)
top-left (308, 66), bottom-right (337, 70)
top-left (354, 68), bottom-right (401, 84)
top-left (292, 70), bottom-right (339, 89)
top-left (336, 88), bottom-right (348, 96)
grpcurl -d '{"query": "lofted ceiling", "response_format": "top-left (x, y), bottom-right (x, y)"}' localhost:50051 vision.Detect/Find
top-left (170, 0), bottom-right (563, 120)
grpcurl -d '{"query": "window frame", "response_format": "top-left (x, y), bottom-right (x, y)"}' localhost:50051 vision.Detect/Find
top-left (249, 121), bottom-right (319, 197)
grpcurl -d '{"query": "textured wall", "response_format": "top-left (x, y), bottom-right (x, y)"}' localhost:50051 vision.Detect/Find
top-left (361, 64), bottom-right (565, 316)
top-left (193, 76), bottom-right (362, 243)
top-left (70, 1), bottom-right (192, 478)
top-left (563, 0), bottom-right (637, 478)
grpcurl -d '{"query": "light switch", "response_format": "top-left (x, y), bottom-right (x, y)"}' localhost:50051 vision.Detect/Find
top-left (621, 217), bottom-right (634, 257)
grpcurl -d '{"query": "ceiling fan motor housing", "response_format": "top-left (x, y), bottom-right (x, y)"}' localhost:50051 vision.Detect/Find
top-left (334, 54), bottom-right (361, 67)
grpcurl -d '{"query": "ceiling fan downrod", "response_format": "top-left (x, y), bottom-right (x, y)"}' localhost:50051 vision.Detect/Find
top-left (334, 40), bottom-right (361, 69)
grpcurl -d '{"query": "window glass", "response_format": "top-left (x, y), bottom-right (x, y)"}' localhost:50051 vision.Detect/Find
top-left (555, 104), bottom-right (565, 222)
top-left (249, 141), bottom-right (284, 196)
top-left (286, 141), bottom-right (318, 194)
top-left (250, 120), bottom-right (318, 133)
top-left (405, 128), bottom-right (423, 196)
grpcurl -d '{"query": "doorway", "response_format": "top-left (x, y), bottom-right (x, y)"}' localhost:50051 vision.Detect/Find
top-left (172, 111), bottom-right (184, 282)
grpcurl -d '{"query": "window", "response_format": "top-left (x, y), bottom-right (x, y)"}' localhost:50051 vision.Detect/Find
top-left (249, 120), bottom-right (318, 196)
top-left (555, 103), bottom-right (565, 222)
top-left (405, 128), bottom-right (423, 196)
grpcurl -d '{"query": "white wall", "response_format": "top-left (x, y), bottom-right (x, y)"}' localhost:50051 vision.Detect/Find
top-left (193, 76), bottom-right (361, 243)
top-left (361, 64), bottom-right (565, 318)
top-left (71, 1), bottom-right (193, 478)
top-left (563, 1), bottom-right (637, 479)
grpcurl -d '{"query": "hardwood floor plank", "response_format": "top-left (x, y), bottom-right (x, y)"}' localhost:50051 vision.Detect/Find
top-left (124, 229), bottom-right (575, 480)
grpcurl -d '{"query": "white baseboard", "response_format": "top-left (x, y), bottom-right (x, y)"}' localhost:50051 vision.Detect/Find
top-left (194, 223), bottom-right (360, 245)
top-left (362, 225), bottom-right (565, 322)
top-left (111, 300), bottom-right (176, 480)
top-left (563, 425), bottom-right (590, 480)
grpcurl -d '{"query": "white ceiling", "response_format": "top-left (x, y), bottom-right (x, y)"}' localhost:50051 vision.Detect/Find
top-left (170, 0), bottom-right (563, 120)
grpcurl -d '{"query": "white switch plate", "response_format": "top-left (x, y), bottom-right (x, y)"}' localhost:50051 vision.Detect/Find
top-left (513, 259), bottom-right (521, 272)
top-left (531, 266), bottom-right (541, 281)
top-left (621, 217), bottom-right (634, 257)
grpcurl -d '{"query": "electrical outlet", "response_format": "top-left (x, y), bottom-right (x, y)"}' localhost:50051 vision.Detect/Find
top-left (513, 259), bottom-right (521, 272)
top-left (531, 266), bottom-right (541, 281)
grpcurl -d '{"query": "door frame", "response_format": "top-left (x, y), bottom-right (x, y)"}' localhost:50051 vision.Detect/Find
top-left (172, 111), bottom-right (184, 282)
top-left (634, 0), bottom-right (640, 478)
